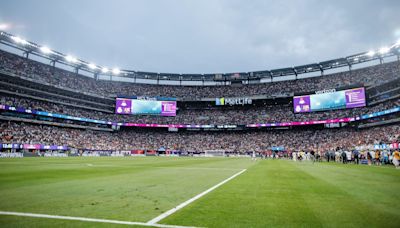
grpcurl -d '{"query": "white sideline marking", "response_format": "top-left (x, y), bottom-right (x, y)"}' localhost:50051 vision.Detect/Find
top-left (147, 169), bottom-right (247, 225)
top-left (0, 211), bottom-right (199, 228)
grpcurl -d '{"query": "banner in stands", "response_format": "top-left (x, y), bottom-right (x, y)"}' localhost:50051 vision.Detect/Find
top-left (374, 144), bottom-right (389, 150)
top-left (293, 87), bottom-right (366, 113)
top-left (271, 146), bottom-right (285, 151)
top-left (390, 143), bottom-right (399, 149)
top-left (115, 98), bottom-right (177, 116)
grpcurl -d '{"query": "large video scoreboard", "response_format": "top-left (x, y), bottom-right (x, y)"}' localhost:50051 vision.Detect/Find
top-left (293, 87), bottom-right (366, 113)
top-left (115, 98), bottom-right (177, 116)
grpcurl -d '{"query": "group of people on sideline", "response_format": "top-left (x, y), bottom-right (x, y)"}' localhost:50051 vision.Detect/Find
top-left (288, 149), bottom-right (400, 169)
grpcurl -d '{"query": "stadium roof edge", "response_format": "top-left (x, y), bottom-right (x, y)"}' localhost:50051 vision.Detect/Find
top-left (0, 30), bottom-right (399, 83)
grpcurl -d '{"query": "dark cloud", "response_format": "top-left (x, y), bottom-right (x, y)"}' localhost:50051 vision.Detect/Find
top-left (0, 0), bottom-right (399, 73)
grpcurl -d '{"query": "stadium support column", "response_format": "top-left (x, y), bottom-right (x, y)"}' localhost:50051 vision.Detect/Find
top-left (94, 73), bottom-right (99, 81)
top-left (319, 65), bottom-right (324, 76)
top-left (23, 50), bottom-right (29, 59)
top-left (50, 60), bottom-right (56, 74)
top-left (347, 60), bottom-right (352, 72)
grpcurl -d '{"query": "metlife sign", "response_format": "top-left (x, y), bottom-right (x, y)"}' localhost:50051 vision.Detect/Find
top-left (215, 97), bottom-right (252, 106)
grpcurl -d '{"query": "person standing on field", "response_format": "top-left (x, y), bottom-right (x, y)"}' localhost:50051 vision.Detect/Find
top-left (367, 151), bottom-right (372, 166)
top-left (392, 150), bottom-right (400, 169)
top-left (375, 150), bottom-right (381, 166)
top-left (341, 150), bottom-right (347, 164)
top-left (353, 150), bottom-right (360, 164)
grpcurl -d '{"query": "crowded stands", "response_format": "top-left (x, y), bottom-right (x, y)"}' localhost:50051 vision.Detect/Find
top-left (1, 121), bottom-right (399, 152)
top-left (1, 95), bottom-right (399, 124)
top-left (1, 49), bottom-right (399, 99)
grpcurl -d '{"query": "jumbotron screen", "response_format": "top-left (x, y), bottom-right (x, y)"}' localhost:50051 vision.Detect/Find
top-left (115, 98), bottom-right (177, 116)
top-left (293, 87), bottom-right (366, 113)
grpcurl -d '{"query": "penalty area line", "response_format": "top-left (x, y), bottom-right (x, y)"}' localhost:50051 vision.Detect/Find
top-left (147, 168), bottom-right (247, 225)
top-left (0, 211), bottom-right (199, 228)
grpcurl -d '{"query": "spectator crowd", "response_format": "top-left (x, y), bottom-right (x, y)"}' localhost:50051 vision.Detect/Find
top-left (1, 49), bottom-right (399, 99)
top-left (1, 121), bottom-right (399, 153)
top-left (1, 95), bottom-right (399, 125)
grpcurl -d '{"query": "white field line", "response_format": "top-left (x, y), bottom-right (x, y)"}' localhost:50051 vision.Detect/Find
top-left (0, 211), bottom-right (199, 228)
top-left (147, 169), bottom-right (247, 225)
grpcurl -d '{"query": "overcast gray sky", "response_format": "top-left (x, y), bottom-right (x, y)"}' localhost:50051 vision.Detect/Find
top-left (0, 0), bottom-right (399, 74)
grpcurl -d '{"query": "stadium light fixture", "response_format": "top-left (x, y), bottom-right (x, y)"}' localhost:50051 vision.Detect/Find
top-left (88, 63), bottom-right (97, 69)
top-left (40, 46), bottom-right (52, 54)
top-left (11, 36), bottom-right (28, 45)
top-left (378, 47), bottom-right (390, 55)
top-left (0, 23), bottom-right (9, 30)
top-left (366, 50), bottom-right (375, 57)
top-left (112, 68), bottom-right (121, 75)
top-left (101, 67), bottom-right (109, 73)
top-left (65, 55), bottom-right (78, 63)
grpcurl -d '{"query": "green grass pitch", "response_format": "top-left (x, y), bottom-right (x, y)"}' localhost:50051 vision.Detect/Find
top-left (0, 157), bottom-right (399, 227)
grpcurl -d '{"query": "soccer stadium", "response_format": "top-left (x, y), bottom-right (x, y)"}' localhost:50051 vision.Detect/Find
top-left (1, 1), bottom-right (400, 227)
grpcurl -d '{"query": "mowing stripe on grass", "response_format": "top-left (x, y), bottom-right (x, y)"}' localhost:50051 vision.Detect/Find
top-left (147, 169), bottom-right (247, 225)
top-left (0, 211), bottom-right (199, 228)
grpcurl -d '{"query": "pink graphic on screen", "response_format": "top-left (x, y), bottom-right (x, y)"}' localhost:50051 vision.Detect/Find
top-left (161, 101), bottom-right (177, 116)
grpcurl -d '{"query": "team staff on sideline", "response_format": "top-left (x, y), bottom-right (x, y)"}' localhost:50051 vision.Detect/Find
top-left (393, 150), bottom-right (400, 169)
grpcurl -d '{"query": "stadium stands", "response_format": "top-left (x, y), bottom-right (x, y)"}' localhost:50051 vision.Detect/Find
top-left (1, 121), bottom-right (399, 152)
top-left (0, 49), bottom-right (399, 99)
top-left (1, 94), bottom-right (399, 124)
top-left (0, 47), bottom-right (399, 154)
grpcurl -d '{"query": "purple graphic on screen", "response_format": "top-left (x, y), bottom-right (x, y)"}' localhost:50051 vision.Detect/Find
top-left (161, 101), bottom-right (177, 116)
top-left (115, 98), bottom-right (132, 114)
top-left (293, 96), bottom-right (311, 113)
top-left (345, 88), bottom-right (366, 108)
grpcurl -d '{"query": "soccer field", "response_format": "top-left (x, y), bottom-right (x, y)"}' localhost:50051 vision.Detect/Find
top-left (0, 157), bottom-right (399, 227)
